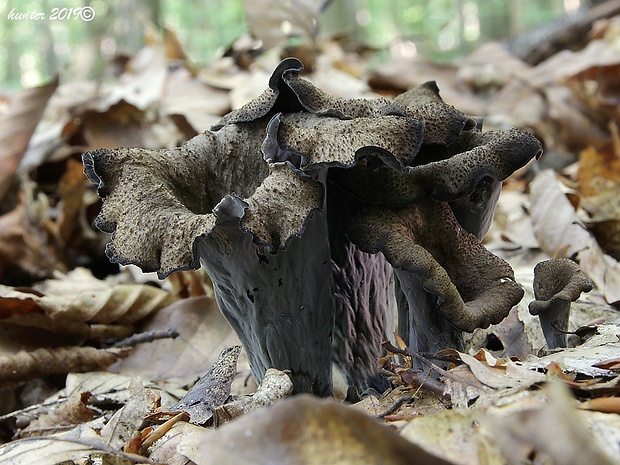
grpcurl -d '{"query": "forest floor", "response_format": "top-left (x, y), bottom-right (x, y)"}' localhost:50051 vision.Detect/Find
top-left (1, 11), bottom-right (620, 465)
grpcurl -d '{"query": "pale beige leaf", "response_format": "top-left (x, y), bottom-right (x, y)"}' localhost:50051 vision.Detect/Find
top-left (400, 409), bottom-right (505, 465)
top-left (100, 378), bottom-right (151, 450)
top-left (0, 268), bottom-right (178, 334)
top-left (480, 382), bottom-right (617, 465)
top-left (0, 423), bottom-right (150, 465)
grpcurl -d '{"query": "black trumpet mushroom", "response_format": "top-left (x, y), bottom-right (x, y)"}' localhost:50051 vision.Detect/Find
top-left (83, 58), bottom-right (543, 396)
top-left (529, 258), bottom-right (593, 349)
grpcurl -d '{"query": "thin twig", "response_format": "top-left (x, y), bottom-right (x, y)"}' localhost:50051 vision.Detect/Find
top-left (374, 396), bottom-right (414, 419)
top-left (110, 329), bottom-right (179, 348)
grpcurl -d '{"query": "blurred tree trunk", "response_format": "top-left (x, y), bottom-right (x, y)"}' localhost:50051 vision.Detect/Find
top-left (116, 0), bottom-right (161, 55)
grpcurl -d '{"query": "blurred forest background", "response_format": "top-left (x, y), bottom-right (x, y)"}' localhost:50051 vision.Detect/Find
top-left (1, 0), bottom-right (620, 463)
top-left (0, 0), bottom-right (593, 89)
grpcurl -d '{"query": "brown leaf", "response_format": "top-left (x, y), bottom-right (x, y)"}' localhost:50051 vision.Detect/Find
top-left (177, 395), bottom-right (453, 465)
top-left (0, 187), bottom-right (62, 281)
top-left (577, 142), bottom-right (620, 260)
top-left (21, 391), bottom-right (95, 438)
top-left (578, 143), bottom-right (620, 197)
top-left (79, 101), bottom-right (146, 149)
top-left (56, 158), bottom-right (87, 246)
top-left (0, 346), bottom-right (129, 385)
top-left (579, 396), bottom-right (620, 414)
top-left (0, 77), bottom-right (59, 204)
top-left (0, 268), bottom-right (177, 339)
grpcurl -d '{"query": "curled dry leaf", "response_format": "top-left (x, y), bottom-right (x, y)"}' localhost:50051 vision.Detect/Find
top-left (0, 346), bottom-right (129, 385)
top-left (0, 268), bottom-right (177, 337)
top-left (20, 391), bottom-right (95, 438)
top-left (100, 377), bottom-right (151, 451)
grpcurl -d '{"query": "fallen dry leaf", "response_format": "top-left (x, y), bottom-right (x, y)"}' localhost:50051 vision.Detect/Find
top-left (100, 377), bottom-right (152, 451)
top-left (20, 391), bottom-right (95, 438)
top-left (0, 423), bottom-right (151, 465)
top-left (177, 395), bottom-right (453, 465)
top-left (0, 77), bottom-right (59, 204)
top-left (480, 382), bottom-right (618, 465)
top-left (0, 346), bottom-right (129, 385)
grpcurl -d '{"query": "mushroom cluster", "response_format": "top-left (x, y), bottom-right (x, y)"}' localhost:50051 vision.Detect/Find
top-left (83, 58), bottom-right (545, 396)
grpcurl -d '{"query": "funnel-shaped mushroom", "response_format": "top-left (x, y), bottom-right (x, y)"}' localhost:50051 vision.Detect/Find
top-left (529, 258), bottom-right (593, 349)
top-left (83, 58), bottom-right (542, 394)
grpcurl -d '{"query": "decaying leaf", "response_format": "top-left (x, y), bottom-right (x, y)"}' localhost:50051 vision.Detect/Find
top-left (19, 391), bottom-right (95, 438)
top-left (170, 345), bottom-right (241, 425)
top-left (0, 346), bottom-right (130, 385)
top-left (0, 267), bottom-right (177, 338)
top-left (100, 377), bottom-right (151, 451)
top-left (0, 77), bottom-right (59, 204)
top-left (213, 367), bottom-right (293, 425)
top-left (177, 394), bottom-right (453, 465)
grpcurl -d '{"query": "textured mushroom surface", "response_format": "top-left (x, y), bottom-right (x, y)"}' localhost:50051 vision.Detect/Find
top-left (83, 57), bottom-right (544, 395)
top-left (529, 258), bottom-right (593, 348)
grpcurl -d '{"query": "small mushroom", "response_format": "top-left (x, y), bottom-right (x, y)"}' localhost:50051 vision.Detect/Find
top-left (529, 258), bottom-right (593, 349)
top-left (83, 58), bottom-right (543, 394)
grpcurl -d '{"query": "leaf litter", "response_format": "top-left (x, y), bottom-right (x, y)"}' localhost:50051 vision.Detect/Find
top-left (1, 5), bottom-right (620, 465)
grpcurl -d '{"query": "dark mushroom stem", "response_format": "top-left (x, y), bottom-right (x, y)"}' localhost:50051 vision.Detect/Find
top-left (529, 258), bottom-right (593, 349)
